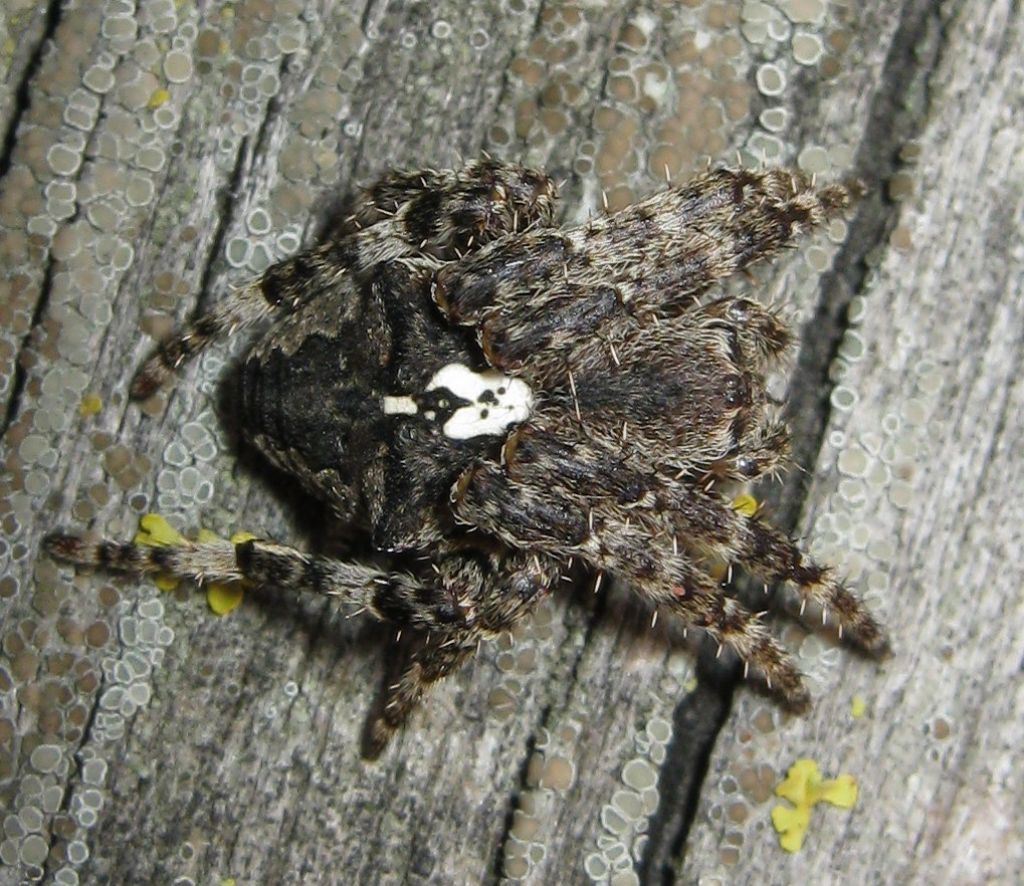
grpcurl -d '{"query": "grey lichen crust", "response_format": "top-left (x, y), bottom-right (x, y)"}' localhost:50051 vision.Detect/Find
top-left (46, 159), bottom-right (887, 757)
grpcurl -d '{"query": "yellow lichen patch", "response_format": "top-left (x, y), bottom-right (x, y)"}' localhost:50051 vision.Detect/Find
top-left (770, 802), bottom-right (811, 853)
top-left (732, 494), bottom-right (759, 517)
top-left (134, 514), bottom-right (185, 591)
top-left (207, 582), bottom-right (244, 616)
top-left (851, 695), bottom-right (866, 718)
top-left (78, 393), bottom-right (103, 417)
top-left (147, 88), bottom-right (171, 109)
top-left (771, 759), bottom-right (858, 852)
top-left (135, 513), bottom-right (186, 547)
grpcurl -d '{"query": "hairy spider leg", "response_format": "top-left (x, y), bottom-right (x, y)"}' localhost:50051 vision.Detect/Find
top-left (349, 158), bottom-right (558, 237)
top-left (46, 531), bottom-right (558, 754)
top-left (659, 485), bottom-right (890, 654)
top-left (367, 637), bottom-right (477, 759)
top-left (130, 160), bottom-right (559, 399)
top-left (434, 168), bottom-right (852, 370)
top-left (45, 532), bottom-right (495, 633)
top-left (456, 426), bottom-right (887, 705)
top-left (453, 456), bottom-right (811, 710)
top-left (367, 552), bottom-right (557, 757)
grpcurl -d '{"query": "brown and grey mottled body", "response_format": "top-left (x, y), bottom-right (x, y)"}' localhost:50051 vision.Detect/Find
top-left (47, 162), bottom-right (887, 756)
top-left (130, 159), bottom-right (557, 399)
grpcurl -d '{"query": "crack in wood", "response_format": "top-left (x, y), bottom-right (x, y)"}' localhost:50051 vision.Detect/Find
top-left (1, 256), bottom-right (54, 437)
top-left (0, 0), bottom-right (63, 181)
top-left (644, 2), bottom-right (951, 880)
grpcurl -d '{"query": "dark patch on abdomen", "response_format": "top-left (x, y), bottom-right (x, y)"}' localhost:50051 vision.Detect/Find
top-left (241, 332), bottom-right (379, 479)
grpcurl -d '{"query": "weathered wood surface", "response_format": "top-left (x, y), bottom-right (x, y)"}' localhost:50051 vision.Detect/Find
top-left (1, 1), bottom-right (1021, 884)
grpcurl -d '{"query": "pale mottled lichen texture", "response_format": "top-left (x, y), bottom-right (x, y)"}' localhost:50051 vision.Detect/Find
top-left (0, 0), bottom-right (984, 883)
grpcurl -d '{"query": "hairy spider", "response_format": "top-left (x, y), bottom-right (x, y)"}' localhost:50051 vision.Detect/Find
top-left (46, 159), bottom-right (888, 757)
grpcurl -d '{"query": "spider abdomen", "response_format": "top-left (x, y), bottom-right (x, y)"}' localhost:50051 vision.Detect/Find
top-left (239, 260), bottom-right (535, 549)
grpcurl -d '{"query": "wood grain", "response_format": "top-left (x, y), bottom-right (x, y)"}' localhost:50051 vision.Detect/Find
top-left (0, 1), bottom-right (1020, 884)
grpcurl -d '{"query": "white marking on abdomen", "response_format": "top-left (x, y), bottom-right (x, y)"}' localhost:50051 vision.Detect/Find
top-left (427, 363), bottom-right (534, 440)
top-left (382, 395), bottom-right (418, 415)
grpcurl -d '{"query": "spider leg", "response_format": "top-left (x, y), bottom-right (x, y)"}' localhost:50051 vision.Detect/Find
top-left (131, 160), bottom-right (558, 398)
top-left (130, 277), bottom-right (294, 399)
top-left (349, 167), bottom-right (462, 228)
top-left (45, 532), bottom-right (476, 632)
top-left (661, 485), bottom-right (890, 654)
top-left (453, 454), bottom-right (810, 709)
top-left (434, 167), bottom-right (851, 347)
top-left (46, 528), bottom-right (561, 749)
top-left (612, 529), bottom-right (812, 711)
top-left (367, 551), bottom-right (557, 756)
top-left (476, 429), bottom-right (886, 656)
top-left (367, 634), bottom-right (477, 758)
top-left (351, 158), bottom-right (558, 237)
top-left (47, 529), bottom-right (558, 753)
top-left (130, 217), bottom-right (435, 400)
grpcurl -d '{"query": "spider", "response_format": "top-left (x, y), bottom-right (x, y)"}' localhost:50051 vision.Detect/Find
top-left (46, 159), bottom-right (889, 757)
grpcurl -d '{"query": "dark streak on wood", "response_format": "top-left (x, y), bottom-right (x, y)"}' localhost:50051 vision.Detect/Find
top-left (1, 1), bottom-right (1022, 884)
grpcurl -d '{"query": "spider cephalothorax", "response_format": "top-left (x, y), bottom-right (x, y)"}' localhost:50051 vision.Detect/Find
top-left (46, 160), bottom-right (888, 756)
